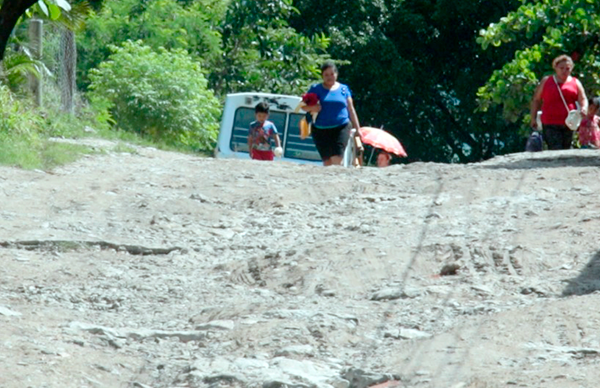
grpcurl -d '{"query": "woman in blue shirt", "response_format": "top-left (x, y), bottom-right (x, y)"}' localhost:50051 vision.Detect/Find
top-left (302, 61), bottom-right (362, 166)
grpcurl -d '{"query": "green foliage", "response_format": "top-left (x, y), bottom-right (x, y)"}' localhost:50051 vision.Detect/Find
top-left (21, 0), bottom-right (88, 31)
top-left (19, 0), bottom-right (72, 21)
top-left (51, 1), bottom-right (92, 32)
top-left (87, 40), bottom-right (221, 151)
top-left (36, 0), bottom-right (72, 18)
top-left (3, 0), bottom-right (544, 164)
top-left (77, 0), bottom-right (226, 89)
top-left (0, 47), bottom-right (44, 94)
top-left (0, 132), bottom-right (41, 169)
top-left (214, 0), bottom-right (331, 95)
top-left (291, 0), bottom-right (522, 162)
top-left (78, 0), bottom-right (329, 96)
top-left (0, 84), bottom-right (92, 169)
top-left (0, 132), bottom-right (93, 169)
top-left (0, 84), bottom-right (43, 135)
top-left (4, 3), bottom-right (90, 95)
top-left (477, 0), bottom-right (600, 126)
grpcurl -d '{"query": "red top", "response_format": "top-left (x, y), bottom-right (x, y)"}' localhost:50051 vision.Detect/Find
top-left (541, 76), bottom-right (579, 125)
top-left (578, 115), bottom-right (600, 147)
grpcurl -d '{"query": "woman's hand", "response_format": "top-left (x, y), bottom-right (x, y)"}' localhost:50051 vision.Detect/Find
top-left (530, 77), bottom-right (546, 130)
top-left (354, 133), bottom-right (364, 152)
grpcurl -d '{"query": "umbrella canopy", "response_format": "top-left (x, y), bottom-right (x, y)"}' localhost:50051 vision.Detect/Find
top-left (359, 127), bottom-right (407, 157)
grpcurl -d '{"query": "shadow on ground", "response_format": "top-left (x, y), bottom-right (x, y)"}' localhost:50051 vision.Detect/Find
top-left (562, 250), bottom-right (600, 296)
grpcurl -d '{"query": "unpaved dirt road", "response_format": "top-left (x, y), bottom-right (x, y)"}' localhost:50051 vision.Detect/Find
top-left (2, 140), bottom-right (600, 388)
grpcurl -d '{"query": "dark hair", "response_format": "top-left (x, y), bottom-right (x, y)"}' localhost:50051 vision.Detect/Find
top-left (591, 96), bottom-right (600, 108)
top-left (320, 60), bottom-right (338, 74)
top-left (255, 102), bottom-right (270, 114)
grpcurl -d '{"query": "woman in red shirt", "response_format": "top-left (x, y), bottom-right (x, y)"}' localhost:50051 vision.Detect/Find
top-left (530, 55), bottom-right (588, 150)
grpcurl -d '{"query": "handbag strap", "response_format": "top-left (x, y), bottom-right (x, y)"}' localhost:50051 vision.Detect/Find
top-left (553, 75), bottom-right (571, 113)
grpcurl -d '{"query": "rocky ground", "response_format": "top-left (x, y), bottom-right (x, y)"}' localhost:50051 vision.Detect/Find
top-left (2, 139), bottom-right (600, 388)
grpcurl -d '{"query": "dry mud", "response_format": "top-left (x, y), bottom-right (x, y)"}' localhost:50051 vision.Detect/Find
top-left (2, 140), bottom-right (600, 388)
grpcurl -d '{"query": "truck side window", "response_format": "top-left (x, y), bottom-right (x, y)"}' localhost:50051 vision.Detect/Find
top-left (284, 113), bottom-right (321, 161)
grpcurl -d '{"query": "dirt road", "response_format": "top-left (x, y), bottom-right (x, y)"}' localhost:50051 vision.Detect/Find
top-left (1, 140), bottom-right (600, 388)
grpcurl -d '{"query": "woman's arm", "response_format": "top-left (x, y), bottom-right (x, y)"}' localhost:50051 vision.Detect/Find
top-left (347, 97), bottom-right (361, 133)
top-left (530, 76), bottom-right (547, 129)
top-left (301, 104), bottom-right (321, 113)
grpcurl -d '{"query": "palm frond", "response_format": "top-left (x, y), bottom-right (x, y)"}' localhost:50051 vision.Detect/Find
top-left (56, 1), bottom-right (92, 32)
top-left (0, 50), bottom-right (50, 92)
top-left (26, 1), bottom-right (92, 31)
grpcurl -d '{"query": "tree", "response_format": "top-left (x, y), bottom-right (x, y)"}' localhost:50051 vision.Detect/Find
top-left (477, 1), bottom-right (600, 129)
top-left (77, 0), bottom-right (226, 90)
top-left (0, 0), bottom-right (76, 60)
top-left (291, 0), bottom-right (521, 162)
top-left (0, 0), bottom-right (37, 60)
top-left (210, 0), bottom-right (331, 96)
top-left (77, 0), bottom-right (329, 97)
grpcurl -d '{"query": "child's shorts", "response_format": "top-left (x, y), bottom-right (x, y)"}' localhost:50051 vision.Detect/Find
top-left (251, 149), bottom-right (274, 161)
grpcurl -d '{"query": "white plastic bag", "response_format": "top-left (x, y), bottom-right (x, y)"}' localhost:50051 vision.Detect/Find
top-left (565, 109), bottom-right (582, 131)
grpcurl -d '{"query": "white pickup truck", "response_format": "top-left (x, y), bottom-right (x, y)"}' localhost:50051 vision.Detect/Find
top-left (215, 92), bottom-right (323, 164)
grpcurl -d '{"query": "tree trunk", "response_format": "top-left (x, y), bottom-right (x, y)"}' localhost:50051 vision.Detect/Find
top-left (0, 0), bottom-right (38, 61)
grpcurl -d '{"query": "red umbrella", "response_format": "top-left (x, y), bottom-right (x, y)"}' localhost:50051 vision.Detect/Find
top-left (359, 127), bottom-right (407, 157)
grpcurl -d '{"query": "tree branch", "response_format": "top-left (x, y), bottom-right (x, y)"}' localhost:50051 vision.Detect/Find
top-left (0, 0), bottom-right (38, 60)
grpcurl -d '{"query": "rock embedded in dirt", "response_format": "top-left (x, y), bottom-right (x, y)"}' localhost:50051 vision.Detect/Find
top-left (439, 262), bottom-right (461, 276)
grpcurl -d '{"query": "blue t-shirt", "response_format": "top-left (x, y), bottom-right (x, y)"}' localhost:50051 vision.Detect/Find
top-left (307, 83), bottom-right (352, 128)
top-left (249, 120), bottom-right (278, 151)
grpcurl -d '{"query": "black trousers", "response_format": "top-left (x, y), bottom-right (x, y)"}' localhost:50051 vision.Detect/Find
top-left (543, 124), bottom-right (573, 150)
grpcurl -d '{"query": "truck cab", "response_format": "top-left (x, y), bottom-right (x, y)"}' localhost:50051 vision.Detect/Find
top-left (215, 92), bottom-right (322, 164)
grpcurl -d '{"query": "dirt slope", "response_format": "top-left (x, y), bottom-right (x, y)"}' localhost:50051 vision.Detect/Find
top-left (1, 140), bottom-right (600, 388)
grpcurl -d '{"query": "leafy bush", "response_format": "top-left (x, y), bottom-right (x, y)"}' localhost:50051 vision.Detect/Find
top-left (87, 40), bottom-right (221, 151)
top-left (215, 0), bottom-right (331, 95)
top-left (0, 84), bottom-right (43, 135)
top-left (0, 85), bottom-right (91, 169)
top-left (77, 0), bottom-right (226, 89)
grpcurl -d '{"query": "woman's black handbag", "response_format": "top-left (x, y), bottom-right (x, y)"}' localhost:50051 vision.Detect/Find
top-left (525, 131), bottom-right (543, 152)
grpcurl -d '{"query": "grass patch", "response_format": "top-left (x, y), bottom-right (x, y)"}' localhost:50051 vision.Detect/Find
top-left (41, 141), bottom-right (94, 169)
top-left (0, 133), bottom-right (94, 170)
top-left (0, 84), bottom-right (215, 171)
top-left (0, 134), bottom-right (40, 169)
